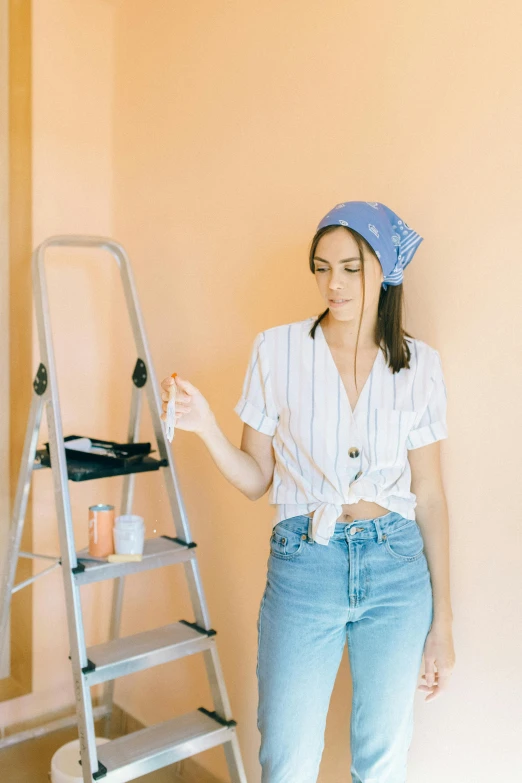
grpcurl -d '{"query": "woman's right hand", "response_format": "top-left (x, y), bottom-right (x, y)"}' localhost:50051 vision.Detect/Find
top-left (160, 375), bottom-right (214, 435)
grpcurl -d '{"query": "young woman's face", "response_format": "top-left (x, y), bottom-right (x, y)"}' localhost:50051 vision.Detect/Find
top-left (313, 227), bottom-right (384, 322)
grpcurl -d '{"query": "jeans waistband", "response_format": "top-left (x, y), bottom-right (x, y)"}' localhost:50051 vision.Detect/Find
top-left (276, 511), bottom-right (414, 543)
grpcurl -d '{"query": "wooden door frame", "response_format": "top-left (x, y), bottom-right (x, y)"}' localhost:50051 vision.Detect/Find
top-left (0, 0), bottom-right (33, 702)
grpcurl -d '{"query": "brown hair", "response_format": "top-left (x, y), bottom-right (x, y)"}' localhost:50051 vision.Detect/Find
top-left (308, 225), bottom-right (414, 390)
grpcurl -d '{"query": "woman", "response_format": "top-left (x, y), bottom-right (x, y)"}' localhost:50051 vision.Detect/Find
top-left (160, 200), bottom-right (456, 783)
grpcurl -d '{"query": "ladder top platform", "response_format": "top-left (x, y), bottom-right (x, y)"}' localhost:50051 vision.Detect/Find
top-left (34, 448), bottom-right (169, 482)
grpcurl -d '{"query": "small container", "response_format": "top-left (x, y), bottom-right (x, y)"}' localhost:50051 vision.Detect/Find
top-left (113, 514), bottom-right (145, 555)
top-left (88, 504), bottom-right (115, 557)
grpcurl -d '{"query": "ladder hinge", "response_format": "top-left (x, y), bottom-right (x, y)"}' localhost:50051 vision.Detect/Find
top-left (81, 659), bottom-right (96, 674)
top-left (72, 562), bottom-right (86, 574)
top-left (198, 706), bottom-right (237, 728)
top-left (93, 762), bottom-right (108, 780)
top-left (67, 655), bottom-right (96, 676)
top-left (132, 358), bottom-right (147, 388)
top-left (33, 363), bottom-right (48, 396)
top-left (79, 759), bottom-right (107, 779)
top-left (179, 619), bottom-right (217, 637)
top-left (160, 534), bottom-right (197, 548)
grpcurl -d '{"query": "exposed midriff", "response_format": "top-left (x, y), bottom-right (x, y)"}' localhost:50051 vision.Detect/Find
top-left (305, 499), bottom-right (391, 524)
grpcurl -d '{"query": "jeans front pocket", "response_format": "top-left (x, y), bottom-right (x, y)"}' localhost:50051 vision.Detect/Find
top-left (383, 519), bottom-right (425, 562)
top-left (269, 518), bottom-right (308, 560)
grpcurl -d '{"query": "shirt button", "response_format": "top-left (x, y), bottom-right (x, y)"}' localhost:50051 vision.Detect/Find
top-left (354, 471), bottom-right (362, 480)
top-left (348, 447), bottom-right (360, 458)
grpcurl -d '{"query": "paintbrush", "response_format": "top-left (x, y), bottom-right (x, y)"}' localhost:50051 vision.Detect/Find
top-left (165, 372), bottom-right (177, 443)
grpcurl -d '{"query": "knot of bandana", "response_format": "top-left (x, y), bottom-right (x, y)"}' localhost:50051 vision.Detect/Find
top-left (315, 201), bottom-right (423, 290)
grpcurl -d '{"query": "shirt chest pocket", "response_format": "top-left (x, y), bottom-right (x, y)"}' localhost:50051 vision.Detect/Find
top-left (369, 407), bottom-right (418, 466)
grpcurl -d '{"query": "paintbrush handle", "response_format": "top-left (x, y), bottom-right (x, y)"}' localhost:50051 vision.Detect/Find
top-left (166, 372), bottom-right (177, 442)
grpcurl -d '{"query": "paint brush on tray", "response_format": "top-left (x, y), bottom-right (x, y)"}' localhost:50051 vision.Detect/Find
top-left (165, 372), bottom-right (177, 443)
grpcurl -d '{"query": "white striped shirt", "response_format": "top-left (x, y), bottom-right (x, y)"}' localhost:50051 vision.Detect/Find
top-left (234, 316), bottom-right (448, 546)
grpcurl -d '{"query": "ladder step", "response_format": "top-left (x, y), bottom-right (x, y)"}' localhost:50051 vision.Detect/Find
top-left (84, 621), bottom-right (216, 685)
top-left (73, 536), bottom-right (196, 585)
top-left (96, 708), bottom-right (236, 783)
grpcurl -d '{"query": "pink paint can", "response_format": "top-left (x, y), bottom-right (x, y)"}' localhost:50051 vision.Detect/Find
top-left (88, 504), bottom-right (115, 558)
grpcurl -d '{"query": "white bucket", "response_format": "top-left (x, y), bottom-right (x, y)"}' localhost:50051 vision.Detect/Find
top-left (50, 737), bottom-right (109, 783)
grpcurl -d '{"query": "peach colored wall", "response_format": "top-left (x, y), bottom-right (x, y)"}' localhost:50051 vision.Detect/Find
top-left (111, 2), bottom-right (522, 782)
top-left (2, 1), bottom-right (521, 782)
top-left (0, 0), bottom-right (116, 727)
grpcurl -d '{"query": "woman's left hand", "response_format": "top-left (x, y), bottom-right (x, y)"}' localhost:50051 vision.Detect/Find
top-left (418, 620), bottom-right (456, 701)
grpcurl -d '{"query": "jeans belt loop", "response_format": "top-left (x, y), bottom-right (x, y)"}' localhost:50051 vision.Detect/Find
top-left (307, 516), bottom-right (314, 543)
top-left (373, 518), bottom-right (383, 544)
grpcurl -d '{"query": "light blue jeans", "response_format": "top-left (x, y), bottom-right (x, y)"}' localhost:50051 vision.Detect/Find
top-left (256, 511), bottom-right (433, 783)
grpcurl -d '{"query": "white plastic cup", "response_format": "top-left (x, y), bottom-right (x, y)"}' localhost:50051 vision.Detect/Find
top-left (113, 514), bottom-right (145, 555)
top-left (115, 514), bottom-right (144, 529)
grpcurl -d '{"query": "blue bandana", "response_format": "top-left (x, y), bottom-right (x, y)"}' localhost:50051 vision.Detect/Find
top-left (316, 201), bottom-right (423, 290)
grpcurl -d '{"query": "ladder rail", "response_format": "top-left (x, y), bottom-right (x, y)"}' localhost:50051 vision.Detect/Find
top-left (32, 238), bottom-right (103, 778)
top-left (0, 390), bottom-right (44, 672)
top-left (102, 380), bottom-right (142, 726)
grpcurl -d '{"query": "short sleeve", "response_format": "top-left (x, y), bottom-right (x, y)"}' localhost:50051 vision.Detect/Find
top-left (406, 348), bottom-right (448, 450)
top-left (234, 331), bottom-right (279, 436)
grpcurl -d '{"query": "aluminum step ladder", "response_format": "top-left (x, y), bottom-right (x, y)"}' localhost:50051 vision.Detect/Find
top-left (0, 236), bottom-right (247, 783)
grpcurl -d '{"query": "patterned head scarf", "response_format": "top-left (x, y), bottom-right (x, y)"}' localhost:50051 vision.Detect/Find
top-left (316, 201), bottom-right (423, 290)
